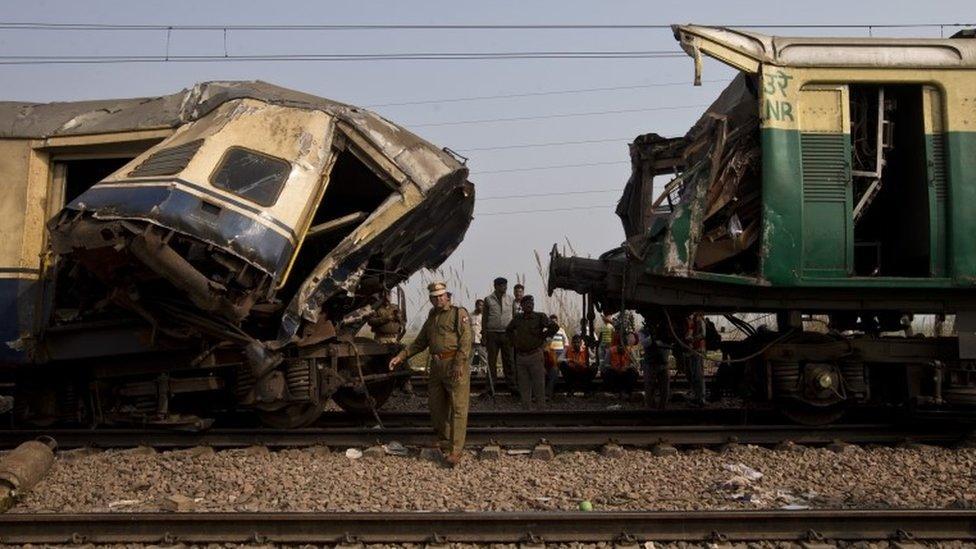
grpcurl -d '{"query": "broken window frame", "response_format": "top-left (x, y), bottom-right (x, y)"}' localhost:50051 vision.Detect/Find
top-left (274, 124), bottom-right (407, 290)
top-left (209, 146), bottom-right (292, 208)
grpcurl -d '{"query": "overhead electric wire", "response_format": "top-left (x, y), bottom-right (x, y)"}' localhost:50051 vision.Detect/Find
top-left (0, 50), bottom-right (685, 65)
top-left (462, 137), bottom-right (633, 152)
top-left (365, 79), bottom-right (726, 108)
top-left (1, 22), bottom-right (972, 31)
top-left (479, 188), bottom-right (622, 201)
top-left (478, 204), bottom-right (616, 216)
top-left (412, 103), bottom-right (707, 128)
top-left (472, 160), bottom-right (630, 175)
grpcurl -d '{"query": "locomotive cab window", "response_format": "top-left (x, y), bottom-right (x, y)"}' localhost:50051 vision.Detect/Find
top-left (799, 83), bottom-right (946, 279)
top-left (210, 147), bottom-right (291, 207)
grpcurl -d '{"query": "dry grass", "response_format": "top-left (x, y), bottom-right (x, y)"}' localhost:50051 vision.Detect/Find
top-left (534, 244), bottom-right (583, 337)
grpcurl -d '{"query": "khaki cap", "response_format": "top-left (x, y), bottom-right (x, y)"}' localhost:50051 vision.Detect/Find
top-left (427, 281), bottom-right (448, 297)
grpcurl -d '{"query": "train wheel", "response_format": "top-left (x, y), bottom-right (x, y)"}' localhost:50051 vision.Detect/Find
top-left (332, 356), bottom-right (397, 416)
top-left (257, 401), bottom-right (325, 429)
top-left (780, 400), bottom-right (847, 426)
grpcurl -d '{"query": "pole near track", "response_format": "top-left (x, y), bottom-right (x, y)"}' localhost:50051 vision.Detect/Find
top-left (0, 510), bottom-right (973, 543)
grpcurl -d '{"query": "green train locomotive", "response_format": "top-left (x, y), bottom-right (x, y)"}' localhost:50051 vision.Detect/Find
top-left (550, 25), bottom-right (976, 423)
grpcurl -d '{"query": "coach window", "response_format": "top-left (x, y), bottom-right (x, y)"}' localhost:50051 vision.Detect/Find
top-left (210, 147), bottom-right (291, 207)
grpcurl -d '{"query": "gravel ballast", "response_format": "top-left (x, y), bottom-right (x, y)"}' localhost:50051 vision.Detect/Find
top-left (14, 443), bottom-right (976, 514)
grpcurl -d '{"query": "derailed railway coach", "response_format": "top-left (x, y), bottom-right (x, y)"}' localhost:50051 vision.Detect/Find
top-left (0, 81), bottom-right (474, 428)
top-left (550, 25), bottom-right (976, 423)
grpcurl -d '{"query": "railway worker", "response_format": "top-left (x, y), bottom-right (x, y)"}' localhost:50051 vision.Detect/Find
top-left (683, 312), bottom-right (708, 406)
top-left (389, 282), bottom-right (473, 467)
top-left (559, 334), bottom-right (595, 395)
top-left (482, 277), bottom-right (516, 395)
top-left (506, 295), bottom-right (559, 409)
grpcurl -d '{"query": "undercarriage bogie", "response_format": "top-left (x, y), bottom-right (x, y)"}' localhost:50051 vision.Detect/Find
top-left (714, 326), bottom-right (974, 423)
top-left (7, 337), bottom-right (403, 429)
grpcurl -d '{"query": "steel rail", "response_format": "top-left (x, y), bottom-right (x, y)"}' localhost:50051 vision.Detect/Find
top-left (317, 407), bottom-right (778, 427)
top-left (0, 510), bottom-right (973, 543)
top-left (0, 422), bottom-right (969, 449)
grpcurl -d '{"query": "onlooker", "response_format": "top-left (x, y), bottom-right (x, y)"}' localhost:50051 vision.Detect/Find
top-left (683, 312), bottom-right (707, 406)
top-left (559, 334), bottom-right (595, 395)
top-left (603, 333), bottom-right (639, 395)
top-left (366, 292), bottom-right (403, 344)
top-left (470, 299), bottom-right (487, 372)
top-left (597, 314), bottom-right (615, 367)
top-left (506, 295), bottom-right (558, 409)
top-left (482, 277), bottom-right (515, 394)
top-left (545, 315), bottom-right (568, 398)
top-left (640, 322), bottom-right (672, 409)
top-left (547, 315), bottom-right (568, 360)
top-left (513, 284), bottom-right (526, 315)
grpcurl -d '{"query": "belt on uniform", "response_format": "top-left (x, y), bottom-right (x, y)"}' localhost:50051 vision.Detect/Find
top-left (432, 350), bottom-right (458, 360)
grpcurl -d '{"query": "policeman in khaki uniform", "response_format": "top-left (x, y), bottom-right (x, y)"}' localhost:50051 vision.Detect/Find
top-left (389, 282), bottom-right (473, 466)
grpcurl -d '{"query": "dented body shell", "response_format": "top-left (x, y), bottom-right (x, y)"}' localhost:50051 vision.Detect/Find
top-left (550, 27), bottom-right (976, 419)
top-left (552, 26), bottom-right (976, 314)
top-left (0, 81), bottom-right (473, 425)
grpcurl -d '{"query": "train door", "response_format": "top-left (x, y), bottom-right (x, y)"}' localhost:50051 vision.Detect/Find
top-left (849, 84), bottom-right (945, 278)
top-left (797, 85), bottom-right (854, 278)
top-left (796, 83), bottom-right (947, 280)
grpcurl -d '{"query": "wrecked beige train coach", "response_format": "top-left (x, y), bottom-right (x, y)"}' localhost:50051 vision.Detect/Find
top-left (0, 81), bottom-right (474, 427)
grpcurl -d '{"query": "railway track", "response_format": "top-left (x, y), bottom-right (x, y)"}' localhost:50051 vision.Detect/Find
top-left (0, 509), bottom-right (972, 543)
top-left (317, 405), bottom-right (970, 427)
top-left (408, 373), bottom-right (704, 394)
top-left (1, 421), bottom-right (971, 450)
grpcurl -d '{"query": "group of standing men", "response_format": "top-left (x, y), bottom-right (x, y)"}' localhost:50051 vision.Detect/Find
top-left (387, 277), bottom-right (715, 467)
top-left (479, 277), bottom-right (559, 409)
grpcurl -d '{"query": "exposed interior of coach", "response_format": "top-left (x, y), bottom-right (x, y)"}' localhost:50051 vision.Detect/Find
top-left (44, 144), bottom-right (158, 326)
top-left (649, 64), bottom-right (948, 282)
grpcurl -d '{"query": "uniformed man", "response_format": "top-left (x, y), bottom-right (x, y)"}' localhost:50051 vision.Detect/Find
top-left (389, 282), bottom-right (473, 466)
top-left (366, 292), bottom-right (403, 344)
top-left (506, 295), bottom-right (558, 409)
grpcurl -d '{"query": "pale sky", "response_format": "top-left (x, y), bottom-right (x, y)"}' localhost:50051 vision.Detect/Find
top-left (2, 0), bottom-right (972, 326)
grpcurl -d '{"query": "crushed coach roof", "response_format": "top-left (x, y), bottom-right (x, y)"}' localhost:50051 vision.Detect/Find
top-left (673, 24), bottom-right (976, 69)
top-left (0, 80), bottom-right (465, 190)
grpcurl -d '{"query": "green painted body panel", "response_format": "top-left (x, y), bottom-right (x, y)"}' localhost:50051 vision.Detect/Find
top-left (760, 128), bottom-right (802, 284)
top-left (798, 133), bottom-right (853, 278)
top-left (948, 131), bottom-right (976, 285)
top-left (756, 129), bottom-right (971, 289)
top-left (636, 129), bottom-right (972, 291)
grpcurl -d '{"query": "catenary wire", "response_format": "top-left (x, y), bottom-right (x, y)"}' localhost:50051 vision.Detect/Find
top-left (461, 137), bottom-right (634, 152)
top-left (479, 188), bottom-right (622, 200)
top-left (365, 79), bottom-right (726, 108)
top-left (412, 103), bottom-right (707, 128)
top-left (471, 160), bottom-right (630, 175)
top-left (478, 204), bottom-right (616, 216)
top-left (1, 22), bottom-right (972, 31)
top-left (0, 51), bottom-right (686, 65)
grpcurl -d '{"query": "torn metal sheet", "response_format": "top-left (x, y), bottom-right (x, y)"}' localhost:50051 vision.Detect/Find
top-left (1, 81), bottom-right (474, 426)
